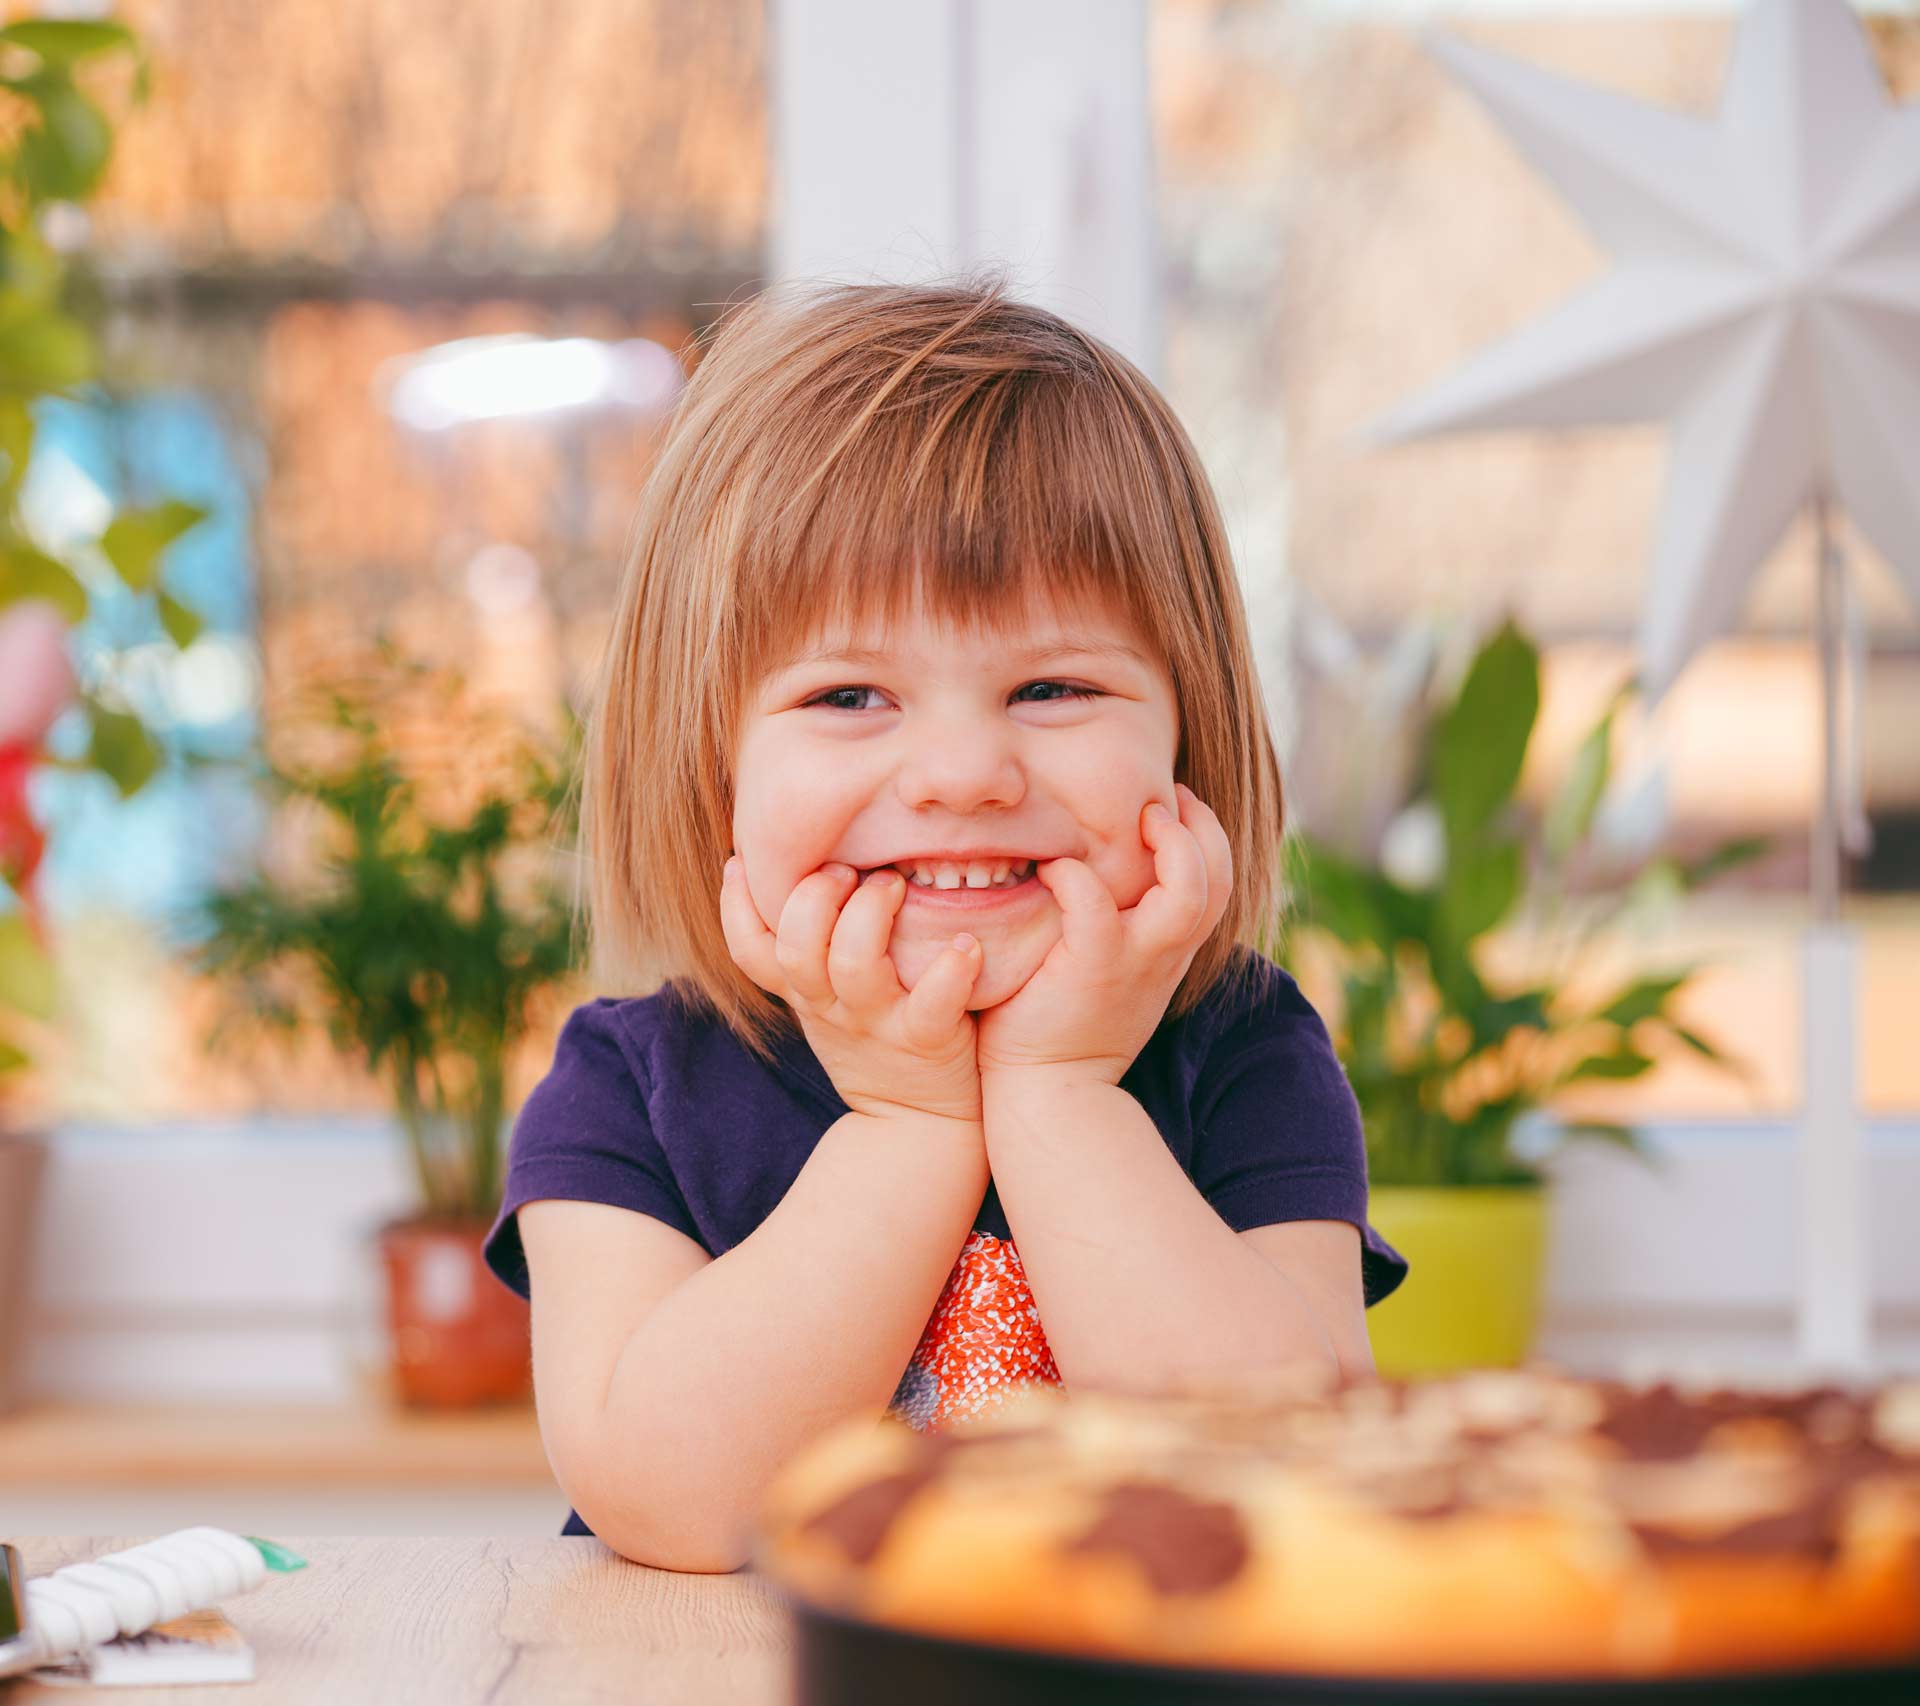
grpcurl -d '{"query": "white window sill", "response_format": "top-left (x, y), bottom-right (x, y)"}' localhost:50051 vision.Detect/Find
top-left (19, 1114), bottom-right (1920, 1401)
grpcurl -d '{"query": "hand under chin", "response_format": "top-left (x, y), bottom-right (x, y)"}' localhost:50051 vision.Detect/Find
top-left (963, 964), bottom-right (1037, 1011)
top-left (888, 938), bottom-right (1045, 1011)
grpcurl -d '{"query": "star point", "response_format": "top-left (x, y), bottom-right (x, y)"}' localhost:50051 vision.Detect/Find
top-left (1369, 0), bottom-right (1920, 709)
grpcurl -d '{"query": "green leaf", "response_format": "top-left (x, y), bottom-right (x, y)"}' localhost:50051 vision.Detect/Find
top-left (1668, 1023), bottom-right (1728, 1063)
top-left (0, 394), bottom-right (33, 506)
top-left (0, 1033), bottom-right (31, 1074)
top-left (1286, 834), bottom-right (1387, 948)
top-left (1430, 619), bottom-right (1538, 848)
top-left (1666, 1028), bottom-right (1766, 1089)
top-left (0, 910), bottom-right (56, 1019)
top-left (0, 225), bottom-right (62, 315)
top-left (157, 588), bottom-right (205, 649)
top-left (1461, 985), bottom-right (1553, 1053)
top-left (0, 543), bottom-right (87, 621)
top-left (1623, 855), bottom-right (1687, 913)
top-left (1437, 836), bottom-right (1524, 945)
top-left (1682, 833), bottom-right (1772, 890)
top-left (1592, 969), bottom-right (1692, 1028)
top-left (86, 699), bottom-right (163, 797)
top-left (0, 21), bottom-right (139, 68)
top-left (1558, 1045), bottom-right (1657, 1084)
top-left (1426, 931), bottom-right (1488, 1019)
top-left (0, 308), bottom-right (92, 391)
top-left (1662, 1021), bottom-right (1763, 1092)
top-left (15, 79), bottom-right (113, 202)
top-left (101, 500), bottom-right (207, 592)
top-left (1543, 699), bottom-right (1615, 863)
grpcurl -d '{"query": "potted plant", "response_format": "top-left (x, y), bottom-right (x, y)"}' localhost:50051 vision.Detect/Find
top-left (191, 639), bottom-right (584, 1406)
top-left (1272, 616), bottom-right (1770, 1376)
top-left (0, 15), bottom-right (213, 1414)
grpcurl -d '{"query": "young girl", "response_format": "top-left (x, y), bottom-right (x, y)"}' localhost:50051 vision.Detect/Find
top-left (484, 273), bottom-right (1408, 1573)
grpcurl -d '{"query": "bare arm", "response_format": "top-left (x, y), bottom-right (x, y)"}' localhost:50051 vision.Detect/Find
top-left (981, 1074), bottom-right (1339, 1394)
top-left (520, 1107), bottom-right (987, 1572)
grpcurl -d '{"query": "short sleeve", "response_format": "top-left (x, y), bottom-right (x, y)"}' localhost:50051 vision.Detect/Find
top-left (1190, 964), bottom-right (1409, 1309)
top-left (483, 999), bottom-right (705, 1299)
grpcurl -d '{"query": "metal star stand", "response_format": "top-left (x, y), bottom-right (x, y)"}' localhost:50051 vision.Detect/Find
top-left (1803, 493), bottom-right (1874, 1374)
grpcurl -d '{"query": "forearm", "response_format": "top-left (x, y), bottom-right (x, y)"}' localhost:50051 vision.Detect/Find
top-left (585, 1111), bottom-right (987, 1569)
top-left (982, 1076), bottom-right (1337, 1396)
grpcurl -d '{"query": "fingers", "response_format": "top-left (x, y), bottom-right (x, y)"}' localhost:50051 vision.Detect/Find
top-left (718, 856), bottom-right (789, 997)
top-left (772, 864), bottom-right (859, 1008)
top-left (1180, 782), bottom-right (1235, 936)
top-left (721, 860), bottom-right (911, 1017)
top-left (900, 932), bottom-right (983, 1047)
top-left (1128, 787), bottom-right (1220, 952)
top-left (1032, 856), bottom-right (1122, 959)
top-left (828, 869), bottom-right (910, 1009)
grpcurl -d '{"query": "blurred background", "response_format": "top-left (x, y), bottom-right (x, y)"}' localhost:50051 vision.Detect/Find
top-left (2, 0), bottom-right (1917, 1536)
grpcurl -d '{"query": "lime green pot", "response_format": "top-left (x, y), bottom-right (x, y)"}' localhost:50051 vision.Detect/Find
top-left (1364, 1184), bottom-right (1550, 1378)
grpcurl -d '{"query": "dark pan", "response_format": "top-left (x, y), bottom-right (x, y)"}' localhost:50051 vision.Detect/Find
top-left (786, 1595), bottom-right (1920, 1706)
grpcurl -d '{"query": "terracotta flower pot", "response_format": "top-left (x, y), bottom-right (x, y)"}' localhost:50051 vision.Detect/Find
top-left (0, 1132), bottom-right (48, 1415)
top-left (376, 1217), bottom-right (531, 1408)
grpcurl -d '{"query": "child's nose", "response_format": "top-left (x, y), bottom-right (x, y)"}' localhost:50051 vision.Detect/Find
top-left (892, 726), bottom-right (1027, 814)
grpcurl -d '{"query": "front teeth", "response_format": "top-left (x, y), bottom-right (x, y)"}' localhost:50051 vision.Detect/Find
top-left (894, 858), bottom-right (1035, 889)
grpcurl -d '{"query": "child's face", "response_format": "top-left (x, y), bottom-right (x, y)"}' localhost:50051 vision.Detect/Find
top-left (732, 592), bottom-right (1181, 1010)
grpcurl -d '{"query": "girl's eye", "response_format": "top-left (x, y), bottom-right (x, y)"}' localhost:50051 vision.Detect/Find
top-left (804, 681), bottom-right (1104, 713)
top-left (1018, 681), bottom-right (1104, 705)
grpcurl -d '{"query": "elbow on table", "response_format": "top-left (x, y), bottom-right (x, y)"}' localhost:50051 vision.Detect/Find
top-left (549, 1421), bottom-right (755, 1573)
top-left (572, 1489), bottom-right (754, 1575)
top-left (603, 1528), bottom-right (750, 1575)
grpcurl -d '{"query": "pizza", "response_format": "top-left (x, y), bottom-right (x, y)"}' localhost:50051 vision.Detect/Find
top-left (753, 1362), bottom-right (1920, 1686)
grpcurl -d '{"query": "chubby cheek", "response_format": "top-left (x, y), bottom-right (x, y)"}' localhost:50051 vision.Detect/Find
top-left (1095, 839), bottom-right (1158, 912)
top-left (730, 798), bottom-right (840, 931)
top-left (726, 791), bottom-right (842, 971)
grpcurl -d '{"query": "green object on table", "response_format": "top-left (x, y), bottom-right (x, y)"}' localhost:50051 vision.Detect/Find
top-left (1363, 1185), bottom-right (1549, 1377)
top-left (246, 1537), bottom-right (309, 1573)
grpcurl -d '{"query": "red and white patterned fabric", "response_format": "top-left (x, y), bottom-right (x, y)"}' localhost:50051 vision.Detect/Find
top-left (886, 1229), bottom-right (1063, 1432)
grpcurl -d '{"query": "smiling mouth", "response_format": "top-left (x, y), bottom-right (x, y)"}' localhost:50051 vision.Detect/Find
top-left (862, 857), bottom-right (1038, 892)
top-left (859, 862), bottom-right (1048, 909)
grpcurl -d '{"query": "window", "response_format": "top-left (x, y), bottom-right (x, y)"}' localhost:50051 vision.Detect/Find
top-left (1152, 0), bottom-right (1920, 1114)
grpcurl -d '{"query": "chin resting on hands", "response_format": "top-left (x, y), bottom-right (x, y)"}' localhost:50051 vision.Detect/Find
top-left (720, 857), bottom-right (987, 1127)
top-left (974, 783), bottom-right (1233, 1089)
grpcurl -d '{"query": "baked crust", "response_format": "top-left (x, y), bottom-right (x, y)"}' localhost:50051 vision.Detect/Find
top-left (752, 1364), bottom-right (1920, 1682)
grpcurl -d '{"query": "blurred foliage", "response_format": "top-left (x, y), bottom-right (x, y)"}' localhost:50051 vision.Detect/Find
top-left (0, 15), bottom-right (211, 1087)
top-left (191, 641), bottom-right (586, 1220)
top-left (1271, 617), bottom-right (1771, 1189)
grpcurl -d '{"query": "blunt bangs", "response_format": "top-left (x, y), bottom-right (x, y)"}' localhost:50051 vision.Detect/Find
top-left (731, 356), bottom-right (1175, 700)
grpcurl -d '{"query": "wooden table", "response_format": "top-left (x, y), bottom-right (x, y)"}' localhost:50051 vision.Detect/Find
top-left (5, 1537), bottom-right (796, 1705)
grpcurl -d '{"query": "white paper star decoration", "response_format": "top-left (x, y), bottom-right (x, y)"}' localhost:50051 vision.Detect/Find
top-left (1366, 0), bottom-right (1920, 708)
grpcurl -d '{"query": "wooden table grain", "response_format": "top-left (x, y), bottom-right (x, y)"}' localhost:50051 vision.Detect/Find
top-left (5, 1537), bottom-right (797, 1705)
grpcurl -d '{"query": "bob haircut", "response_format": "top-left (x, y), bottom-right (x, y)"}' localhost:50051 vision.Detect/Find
top-left (582, 268), bottom-right (1288, 1069)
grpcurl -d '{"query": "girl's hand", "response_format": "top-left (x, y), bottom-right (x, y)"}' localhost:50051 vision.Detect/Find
top-left (720, 859), bottom-right (987, 1127)
top-left (974, 783), bottom-right (1232, 1088)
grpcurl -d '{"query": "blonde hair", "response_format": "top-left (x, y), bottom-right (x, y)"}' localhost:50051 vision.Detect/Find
top-left (582, 269), bottom-right (1286, 1068)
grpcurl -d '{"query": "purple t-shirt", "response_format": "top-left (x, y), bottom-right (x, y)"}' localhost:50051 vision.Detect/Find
top-left (485, 943), bottom-right (1408, 1538)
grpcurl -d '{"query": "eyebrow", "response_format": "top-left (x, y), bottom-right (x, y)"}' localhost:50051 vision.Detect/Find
top-left (779, 639), bottom-right (1151, 672)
